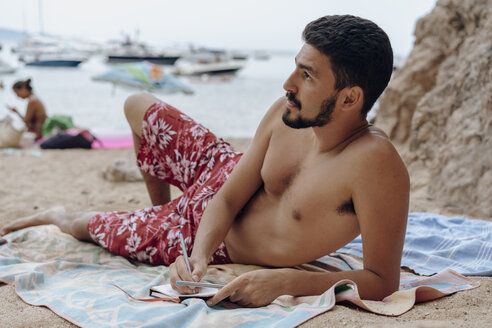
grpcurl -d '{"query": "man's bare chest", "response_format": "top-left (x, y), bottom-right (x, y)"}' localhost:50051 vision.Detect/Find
top-left (260, 135), bottom-right (353, 216)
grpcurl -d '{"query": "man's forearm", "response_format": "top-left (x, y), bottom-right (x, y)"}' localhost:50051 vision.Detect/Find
top-left (280, 267), bottom-right (398, 301)
top-left (190, 194), bottom-right (237, 261)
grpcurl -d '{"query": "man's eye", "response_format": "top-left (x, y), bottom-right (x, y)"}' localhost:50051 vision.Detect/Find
top-left (303, 71), bottom-right (311, 80)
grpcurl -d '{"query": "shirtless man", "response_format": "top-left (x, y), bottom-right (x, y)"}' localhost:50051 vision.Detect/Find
top-left (0, 15), bottom-right (409, 308)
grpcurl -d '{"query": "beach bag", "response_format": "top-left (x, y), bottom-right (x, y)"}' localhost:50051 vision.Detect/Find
top-left (41, 114), bottom-right (75, 137)
top-left (40, 128), bottom-right (99, 149)
top-left (0, 117), bottom-right (24, 148)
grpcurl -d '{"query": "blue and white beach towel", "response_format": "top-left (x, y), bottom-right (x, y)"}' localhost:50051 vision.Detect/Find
top-left (338, 212), bottom-right (492, 276)
top-left (0, 212), bottom-right (487, 327)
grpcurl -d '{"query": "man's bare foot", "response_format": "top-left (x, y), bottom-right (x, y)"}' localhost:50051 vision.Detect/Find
top-left (0, 206), bottom-right (66, 236)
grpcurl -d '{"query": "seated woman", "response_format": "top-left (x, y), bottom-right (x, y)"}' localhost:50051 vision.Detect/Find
top-left (7, 79), bottom-right (48, 141)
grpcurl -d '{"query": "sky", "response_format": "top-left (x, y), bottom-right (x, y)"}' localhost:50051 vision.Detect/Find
top-left (0, 0), bottom-right (437, 56)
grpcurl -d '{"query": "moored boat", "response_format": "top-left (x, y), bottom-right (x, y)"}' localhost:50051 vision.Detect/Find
top-left (174, 60), bottom-right (244, 76)
top-left (107, 54), bottom-right (180, 65)
top-left (25, 60), bottom-right (83, 67)
top-left (20, 53), bottom-right (86, 67)
top-left (0, 60), bottom-right (17, 74)
top-left (105, 38), bottom-right (181, 65)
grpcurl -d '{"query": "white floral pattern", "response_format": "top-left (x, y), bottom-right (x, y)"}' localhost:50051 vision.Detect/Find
top-left (124, 233), bottom-right (142, 254)
top-left (88, 102), bottom-right (242, 265)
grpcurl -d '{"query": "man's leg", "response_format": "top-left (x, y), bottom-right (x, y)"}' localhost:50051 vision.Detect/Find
top-left (0, 206), bottom-right (96, 242)
top-left (124, 92), bottom-right (171, 206)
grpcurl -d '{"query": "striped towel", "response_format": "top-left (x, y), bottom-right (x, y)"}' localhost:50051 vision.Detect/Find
top-left (338, 212), bottom-right (492, 276)
top-left (0, 224), bottom-right (480, 326)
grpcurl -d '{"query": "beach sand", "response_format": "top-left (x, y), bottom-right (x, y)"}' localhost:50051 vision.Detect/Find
top-left (0, 139), bottom-right (491, 328)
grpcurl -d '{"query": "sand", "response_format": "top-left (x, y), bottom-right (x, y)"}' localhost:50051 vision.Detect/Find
top-left (0, 139), bottom-right (491, 328)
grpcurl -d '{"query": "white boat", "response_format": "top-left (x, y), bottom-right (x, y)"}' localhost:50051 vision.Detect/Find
top-left (19, 52), bottom-right (87, 67)
top-left (13, 34), bottom-right (101, 57)
top-left (0, 60), bottom-right (16, 74)
top-left (11, 35), bottom-right (61, 55)
top-left (174, 60), bottom-right (245, 76)
top-left (174, 46), bottom-right (246, 76)
top-left (12, 34), bottom-right (92, 67)
top-left (254, 50), bottom-right (271, 61)
top-left (104, 38), bottom-right (181, 65)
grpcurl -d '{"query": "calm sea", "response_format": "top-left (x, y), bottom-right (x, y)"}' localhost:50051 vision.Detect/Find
top-left (0, 43), bottom-right (296, 138)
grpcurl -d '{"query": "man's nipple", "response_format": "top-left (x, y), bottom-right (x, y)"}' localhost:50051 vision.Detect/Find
top-left (292, 210), bottom-right (302, 221)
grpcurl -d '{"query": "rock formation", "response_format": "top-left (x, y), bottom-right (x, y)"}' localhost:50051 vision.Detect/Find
top-left (375, 0), bottom-right (492, 218)
top-left (102, 159), bottom-right (143, 182)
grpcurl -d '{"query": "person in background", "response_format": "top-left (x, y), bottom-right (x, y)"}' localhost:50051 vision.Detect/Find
top-left (7, 78), bottom-right (48, 140)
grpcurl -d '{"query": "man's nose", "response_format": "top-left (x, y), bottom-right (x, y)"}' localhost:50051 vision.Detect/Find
top-left (283, 72), bottom-right (297, 94)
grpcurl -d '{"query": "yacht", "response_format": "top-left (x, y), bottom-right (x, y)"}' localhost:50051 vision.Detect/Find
top-left (105, 39), bottom-right (181, 65)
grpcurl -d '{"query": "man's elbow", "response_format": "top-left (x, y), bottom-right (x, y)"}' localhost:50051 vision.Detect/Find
top-left (361, 273), bottom-right (400, 301)
top-left (379, 280), bottom-right (399, 300)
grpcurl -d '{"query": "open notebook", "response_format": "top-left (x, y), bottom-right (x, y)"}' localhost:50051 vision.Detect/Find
top-left (150, 282), bottom-right (224, 299)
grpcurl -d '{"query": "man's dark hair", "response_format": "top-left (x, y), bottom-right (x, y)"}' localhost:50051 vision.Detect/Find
top-left (303, 15), bottom-right (393, 116)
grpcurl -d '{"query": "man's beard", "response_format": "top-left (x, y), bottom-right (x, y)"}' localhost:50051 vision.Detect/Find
top-left (282, 92), bottom-right (337, 129)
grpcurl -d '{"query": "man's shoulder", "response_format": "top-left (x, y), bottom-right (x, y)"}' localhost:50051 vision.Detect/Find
top-left (343, 126), bottom-right (408, 177)
top-left (341, 125), bottom-right (410, 220)
top-left (346, 125), bottom-right (397, 156)
top-left (256, 97), bottom-right (286, 133)
top-left (266, 97), bottom-right (287, 118)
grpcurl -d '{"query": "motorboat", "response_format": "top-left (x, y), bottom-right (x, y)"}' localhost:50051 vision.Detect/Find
top-left (11, 35), bottom-right (60, 55)
top-left (174, 46), bottom-right (246, 76)
top-left (13, 34), bottom-right (92, 67)
top-left (107, 54), bottom-right (180, 65)
top-left (254, 50), bottom-right (271, 61)
top-left (174, 60), bottom-right (245, 76)
top-left (105, 38), bottom-right (181, 65)
top-left (24, 59), bottom-right (84, 67)
top-left (231, 51), bottom-right (249, 61)
top-left (19, 53), bottom-right (87, 67)
top-left (12, 34), bottom-right (101, 57)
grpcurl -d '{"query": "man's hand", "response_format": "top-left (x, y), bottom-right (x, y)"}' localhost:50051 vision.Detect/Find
top-left (169, 255), bottom-right (208, 294)
top-left (207, 269), bottom-right (286, 307)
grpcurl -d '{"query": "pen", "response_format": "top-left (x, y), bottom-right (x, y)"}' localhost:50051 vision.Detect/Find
top-left (178, 231), bottom-right (192, 276)
top-left (176, 281), bottom-right (225, 289)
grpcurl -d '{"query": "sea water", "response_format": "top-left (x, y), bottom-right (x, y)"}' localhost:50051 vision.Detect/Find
top-left (0, 45), bottom-right (295, 138)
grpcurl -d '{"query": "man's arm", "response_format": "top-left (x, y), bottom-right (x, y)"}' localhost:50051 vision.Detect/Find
top-left (169, 98), bottom-right (283, 292)
top-left (348, 138), bottom-right (410, 299)
top-left (208, 137), bottom-right (409, 306)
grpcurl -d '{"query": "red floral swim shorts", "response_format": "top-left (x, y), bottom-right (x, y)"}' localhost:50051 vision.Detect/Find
top-left (88, 102), bottom-right (242, 265)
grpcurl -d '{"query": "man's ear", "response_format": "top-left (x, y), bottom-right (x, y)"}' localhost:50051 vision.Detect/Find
top-left (340, 86), bottom-right (363, 112)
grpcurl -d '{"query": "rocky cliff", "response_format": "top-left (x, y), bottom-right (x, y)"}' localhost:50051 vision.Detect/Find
top-left (375, 0), bottom-right (492, 219)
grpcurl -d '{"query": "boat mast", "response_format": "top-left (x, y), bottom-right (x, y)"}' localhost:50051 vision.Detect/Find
top-left (21, 1), bottom-right (28, 37)
top-left (38, 0), bottom-right (44, 35)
